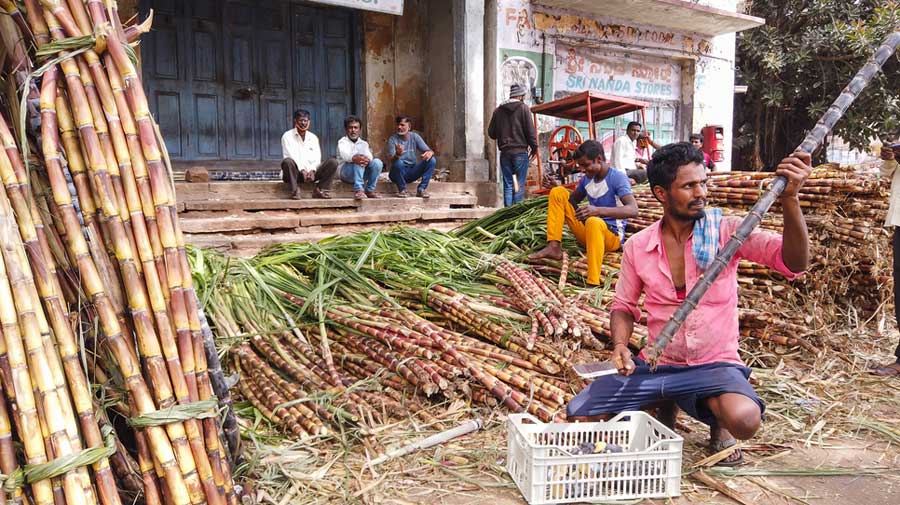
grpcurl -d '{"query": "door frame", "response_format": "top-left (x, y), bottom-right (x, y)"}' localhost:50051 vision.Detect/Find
top-left (137, 0), bottom-right (366, 162)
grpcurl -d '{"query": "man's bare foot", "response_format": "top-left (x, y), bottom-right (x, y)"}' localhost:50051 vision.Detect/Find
top-left (872, 361), bottom-right (900, 377)
top-left (657, 401), bottom-right (678, 430)
top-left (529, 241), bottom-right (564, 262)
top-left (709, 427), bottom-right (744, 466)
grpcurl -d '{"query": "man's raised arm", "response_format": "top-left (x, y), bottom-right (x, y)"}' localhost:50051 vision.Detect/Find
top-left (775, 151), bottom-right (813, 273)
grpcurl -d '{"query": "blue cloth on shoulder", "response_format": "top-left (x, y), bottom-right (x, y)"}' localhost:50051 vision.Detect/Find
top-left (692, 208), bottom-right (723, 272)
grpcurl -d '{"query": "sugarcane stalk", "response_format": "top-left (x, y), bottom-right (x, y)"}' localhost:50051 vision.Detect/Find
top-left (0, 173), bottom-right (80, 505)
top-left (645, 30), bottom-right (900, 368)
top-left (368, 419), bottom-right (483, 468)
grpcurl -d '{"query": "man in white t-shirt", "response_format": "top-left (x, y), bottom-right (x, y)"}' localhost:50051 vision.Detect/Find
top-left (611, 121), bottom-right (659, 180)
top-left (337, 115), bottom-right (384, 200)
top-left (281, 109), bottom-right (338, 199)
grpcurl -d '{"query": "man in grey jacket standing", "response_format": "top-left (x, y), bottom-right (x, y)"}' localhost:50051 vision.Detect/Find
top-left (488, 84), bottom-right (538, 206)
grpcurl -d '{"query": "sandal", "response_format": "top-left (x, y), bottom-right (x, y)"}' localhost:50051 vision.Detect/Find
top-left (397, 190), bottom-right (409, 198)
top-left (708, 437), bottom-right (744, 467)
top-left (312, 188), bottom-right (332, 199)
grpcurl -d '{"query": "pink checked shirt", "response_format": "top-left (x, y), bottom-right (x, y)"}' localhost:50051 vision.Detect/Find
top-left (610, 217), bottom-right (803, 366)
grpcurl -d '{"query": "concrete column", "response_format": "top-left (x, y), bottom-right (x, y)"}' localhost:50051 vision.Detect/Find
top-left (426, 0), bottom-right (489, 182)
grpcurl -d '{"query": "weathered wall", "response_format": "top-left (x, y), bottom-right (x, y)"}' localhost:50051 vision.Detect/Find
top-left (424, 0), bottom-right (456, 169)
top-left (362, 1), bottom-right (428, 159)
top-left (494, 0), bottom-right (742, 170)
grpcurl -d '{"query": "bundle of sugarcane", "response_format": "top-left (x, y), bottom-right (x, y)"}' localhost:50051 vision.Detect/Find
top-left (0, 2), bottom-right (237, 504)
top-left (491, 258), bottom-right (600, 350)
top-left (193, 252), bottom-right (576, 426)
top-left (455, 164), bottom-right (891, 357)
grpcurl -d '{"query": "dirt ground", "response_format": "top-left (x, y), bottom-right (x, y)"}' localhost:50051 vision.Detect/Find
top-left (373, 424), bottom-right (900, 505)
top-left (244, 325), bottom-right (900, 505)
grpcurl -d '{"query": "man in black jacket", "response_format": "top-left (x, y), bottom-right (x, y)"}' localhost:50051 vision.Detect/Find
top-left (489, 84), bottom-right (538, 206)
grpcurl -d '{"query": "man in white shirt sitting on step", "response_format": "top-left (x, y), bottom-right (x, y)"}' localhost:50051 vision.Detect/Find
top-left (281, 109), bottom-right (338, 200)
top-left (337, 115), bottom-right (383, 200)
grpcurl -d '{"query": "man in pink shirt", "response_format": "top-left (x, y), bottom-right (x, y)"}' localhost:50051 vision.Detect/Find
top-left (566, 142), bottom-right (812, 465)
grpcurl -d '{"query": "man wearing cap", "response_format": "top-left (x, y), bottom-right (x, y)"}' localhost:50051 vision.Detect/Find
top-left (488, 84), bottom-right (538, 206)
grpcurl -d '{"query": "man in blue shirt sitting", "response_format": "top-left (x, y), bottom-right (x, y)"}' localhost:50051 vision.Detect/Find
top-left (387, 115), bottom-right (436, 198)
top-left (529, 140), bottom-right (638, 285)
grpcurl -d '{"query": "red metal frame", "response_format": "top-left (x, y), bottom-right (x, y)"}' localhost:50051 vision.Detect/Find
top-left (531, 91), bottom-right (650, 192)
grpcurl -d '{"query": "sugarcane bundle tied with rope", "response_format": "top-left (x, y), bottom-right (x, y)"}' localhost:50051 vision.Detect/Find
top-left (0, 2), bottom-right (239, 504)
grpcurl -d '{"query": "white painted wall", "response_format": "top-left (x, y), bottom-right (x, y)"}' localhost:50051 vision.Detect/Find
top-left (494, 0), bottom-right (746, 170)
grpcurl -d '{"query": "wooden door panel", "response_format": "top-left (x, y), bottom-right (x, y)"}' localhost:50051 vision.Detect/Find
top-left (325, 45), bottom-right (349, 92)
top-left (224, 0), bottom-right (258, 160)
top-left (187, 2), bottom-right (224, 159)
top-left (192, 30), bottom-right (218, 82)
top-left (143, 2), bottom-right (188, 159)
top-left (325, 101), bottom-right (349, 157)
top-left (262, 98), bottom-right (290, 159)
top-left (194, 94), bottom-right (221, 157)
top-left (230, 99), bottom-right (257, 158)
top-left (153, 91), bottom-right (184, 158)
top-left (257, 2), bottom-right (291, 160)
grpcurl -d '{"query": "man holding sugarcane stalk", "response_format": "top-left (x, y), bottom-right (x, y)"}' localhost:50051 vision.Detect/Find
top-left (566, 29), bottom-right (900, 466)
top-left (566, 142), bottom-right (813, 465)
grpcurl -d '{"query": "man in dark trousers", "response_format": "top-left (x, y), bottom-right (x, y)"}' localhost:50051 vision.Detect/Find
top-left (567, 143), bottom-right (812, 466)
top-left (280, 109), bottom-right (338, 200)
top-left (876, 141), bottom-right (900, 377)
top-left (488, 84), bottom-right (538, 207)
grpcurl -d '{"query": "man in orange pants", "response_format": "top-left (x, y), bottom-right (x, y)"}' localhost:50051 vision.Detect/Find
top-left (530, 140), bottom-right (639, 285)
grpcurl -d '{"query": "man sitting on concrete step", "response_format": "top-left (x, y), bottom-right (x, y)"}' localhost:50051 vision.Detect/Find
top-left (387, 115), bottom-right (436, 199)
top-left (337, 115), bottom-right (383, 200)
top-left (281, 109), bottom-right (338, 200)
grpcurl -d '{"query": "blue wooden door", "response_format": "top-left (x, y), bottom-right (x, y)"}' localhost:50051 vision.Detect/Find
top-left (291, 4), bottom-right (355, 158)
top-left (140, 0), bottom-right (357, 162)
top-left (143, 0), bottom-right (225, 160)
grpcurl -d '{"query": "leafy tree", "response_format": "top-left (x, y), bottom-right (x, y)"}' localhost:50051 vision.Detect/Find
top-left (734, 0), bottom-right (900, 169)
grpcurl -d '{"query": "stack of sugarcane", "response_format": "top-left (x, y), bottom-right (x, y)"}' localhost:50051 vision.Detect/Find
top-left (188, 228), bottom-right (669, 434)
top-left (192, 248), bottom-right (578, 426)
top-left (0, 2), bottom-right (237, 504)
top-left (505, 166), bottom-right (890, 356)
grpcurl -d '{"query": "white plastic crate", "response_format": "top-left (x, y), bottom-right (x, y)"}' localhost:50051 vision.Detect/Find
top-left (506, 411), bottom-right (683, 504)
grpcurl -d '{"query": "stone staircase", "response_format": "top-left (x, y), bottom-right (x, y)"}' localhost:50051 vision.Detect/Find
top-left (176, 178), bottom-right (499, 256)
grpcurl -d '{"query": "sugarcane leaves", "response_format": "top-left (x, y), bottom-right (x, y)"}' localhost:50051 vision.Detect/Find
top-left (354, 230), bottom-right (381, 271)
top-left (33, 35), bottom-right (93, 61)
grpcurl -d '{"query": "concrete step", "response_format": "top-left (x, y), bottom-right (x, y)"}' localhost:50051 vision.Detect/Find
top-left (179, 211), bottom-right (299, 234)
top-left (179, 206), bottom-right (495, 235)
top-left (299, 208), bottom-right (495, 227)
top-left (181, 194), bottom-right (477, 212)
top-left (185, 221), bottom-right (467, 257)
top-left (176, 180), bottom-right (497, 206)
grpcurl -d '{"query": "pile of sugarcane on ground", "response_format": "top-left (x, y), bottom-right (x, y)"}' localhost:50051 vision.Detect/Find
top-left (0, 2), bottom-right (238, 505)
top-left (191, 162), bottom-right (892, 440)
top-left (461, 163), bottom-right (892, 359)
top-left (189, 229), bottom-right (657, 434)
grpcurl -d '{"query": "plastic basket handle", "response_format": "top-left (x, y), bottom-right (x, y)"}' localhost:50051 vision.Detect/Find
top-left (512, 413), bottom-right (543, 425)
top-left (606, 411), bottom-right (634, 423)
